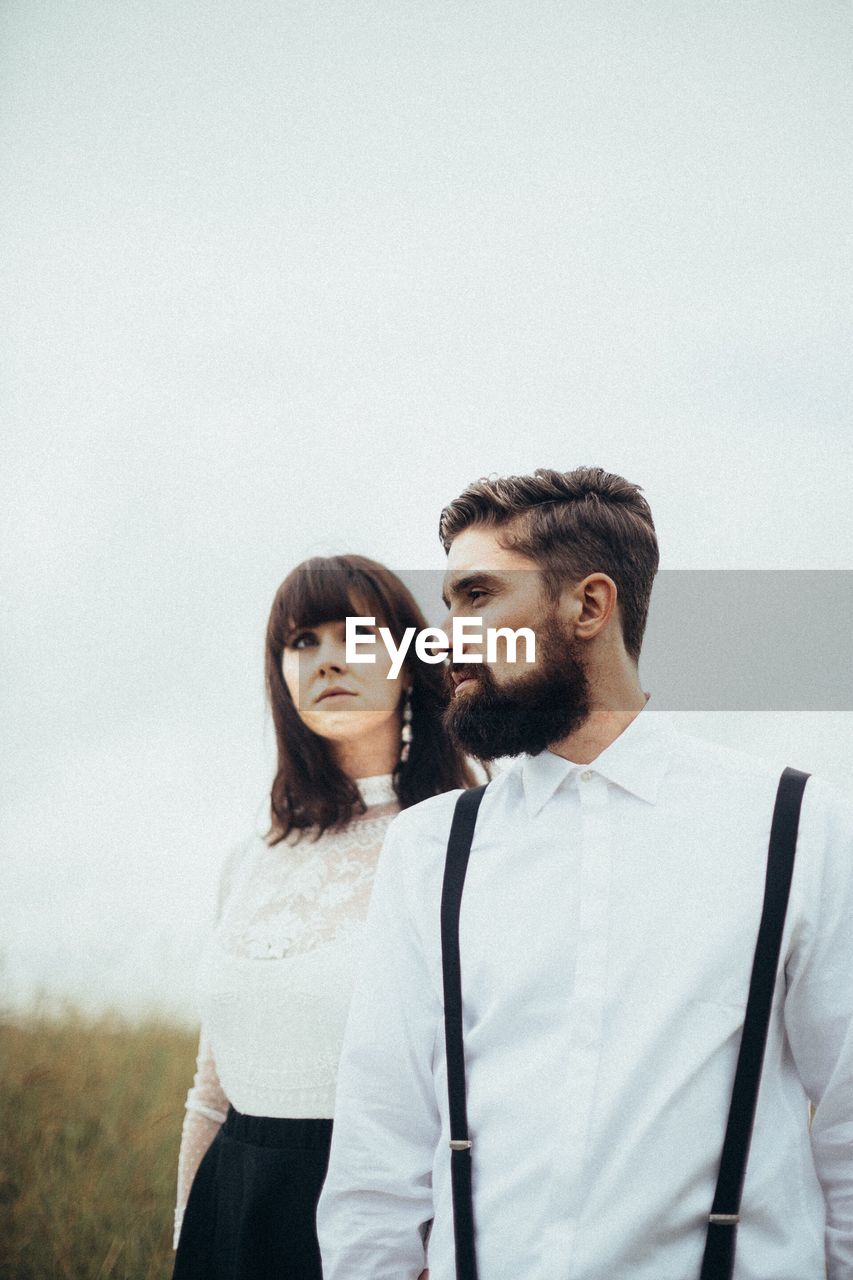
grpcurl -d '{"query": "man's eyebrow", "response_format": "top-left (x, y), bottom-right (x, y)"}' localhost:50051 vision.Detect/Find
top-left (440, 571), bottom-right (505, 609)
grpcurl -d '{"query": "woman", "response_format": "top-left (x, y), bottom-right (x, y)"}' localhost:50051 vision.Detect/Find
top-left (172, 554), bottom-right (475, 1279)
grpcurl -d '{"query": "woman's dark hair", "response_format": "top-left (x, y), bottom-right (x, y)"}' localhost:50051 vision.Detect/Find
top-left (265, 554), bottom-right (477, 843)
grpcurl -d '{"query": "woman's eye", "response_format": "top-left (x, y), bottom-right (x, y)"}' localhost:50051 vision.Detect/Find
top-left (289, 632), bottom-right (316, 650)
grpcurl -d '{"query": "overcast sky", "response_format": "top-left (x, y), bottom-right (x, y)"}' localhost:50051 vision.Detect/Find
top-left (1, 0), bottom-right (851, 1019)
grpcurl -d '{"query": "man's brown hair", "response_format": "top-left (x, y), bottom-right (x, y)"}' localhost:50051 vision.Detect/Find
top-left (438, 466), bottom-right (659, 660)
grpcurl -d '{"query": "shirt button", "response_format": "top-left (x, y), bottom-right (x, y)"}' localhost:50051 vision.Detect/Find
top-left (580, 770), bottom-right (593, 782)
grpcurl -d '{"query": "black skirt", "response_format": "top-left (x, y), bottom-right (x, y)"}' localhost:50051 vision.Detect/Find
top-left (172, 1108), bottom-right (333, 1280)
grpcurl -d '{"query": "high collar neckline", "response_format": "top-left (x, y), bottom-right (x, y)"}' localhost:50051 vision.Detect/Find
top-left (356, 774), bottom-right (397, 807)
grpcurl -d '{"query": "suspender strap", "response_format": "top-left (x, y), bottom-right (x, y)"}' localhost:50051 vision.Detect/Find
top-left (441, 785), bottom-right (488, 1280)
top-left (700, 765), bottom-right (809, 1280)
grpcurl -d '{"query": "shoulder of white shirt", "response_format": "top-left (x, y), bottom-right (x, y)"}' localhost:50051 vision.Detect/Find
top-left (385, 713), bottom-right (853, 837)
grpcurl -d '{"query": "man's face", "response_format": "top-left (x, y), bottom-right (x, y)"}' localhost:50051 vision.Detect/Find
top-left (439, 526), bottom-right (591, 759)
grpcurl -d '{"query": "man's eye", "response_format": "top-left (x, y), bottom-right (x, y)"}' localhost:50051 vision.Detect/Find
top-left (468, 590), bottom-right (487, 603)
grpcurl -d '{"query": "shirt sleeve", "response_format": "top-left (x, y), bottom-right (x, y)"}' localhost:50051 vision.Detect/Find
top-left (173, 837), bottom-right (253, 1243)
top-left (783, 779), bottom-right (853, 1279)
top-left (317, 811), bottom-right (443, 1279)
top-left (173, 1029), bottom-right (230, 1249)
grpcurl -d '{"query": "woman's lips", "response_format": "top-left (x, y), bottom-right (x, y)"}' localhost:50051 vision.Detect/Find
top-left (316, 689), bottom-right (356, 702)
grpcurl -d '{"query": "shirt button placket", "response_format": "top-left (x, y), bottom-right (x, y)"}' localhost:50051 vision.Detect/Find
top-left (547, 771), bottom-right (612, 1275)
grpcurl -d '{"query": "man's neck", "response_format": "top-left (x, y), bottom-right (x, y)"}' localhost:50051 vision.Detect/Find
top-left (547, 690), bottom-right (649, 765)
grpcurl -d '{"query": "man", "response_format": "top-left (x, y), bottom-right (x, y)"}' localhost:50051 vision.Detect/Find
top-left (317, 466), bottom-right (853, 1279)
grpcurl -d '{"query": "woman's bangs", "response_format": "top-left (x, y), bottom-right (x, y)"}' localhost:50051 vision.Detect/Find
top-left (280, 564), bottom-right (389, 634)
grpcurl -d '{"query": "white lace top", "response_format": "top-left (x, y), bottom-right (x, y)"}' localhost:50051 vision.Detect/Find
top-left (174, 774), bottom-right (400, 1246)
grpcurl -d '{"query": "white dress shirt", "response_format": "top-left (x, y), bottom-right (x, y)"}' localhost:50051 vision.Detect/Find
top-left (317, 710), bottom-right (853, 1280)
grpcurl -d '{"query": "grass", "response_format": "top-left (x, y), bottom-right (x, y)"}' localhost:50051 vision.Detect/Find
top-left (0, 1009), bottom-right (197, 1280)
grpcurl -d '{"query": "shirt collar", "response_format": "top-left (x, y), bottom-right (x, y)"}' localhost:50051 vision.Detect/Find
top-left (517, 707), bottom-right (678, 818)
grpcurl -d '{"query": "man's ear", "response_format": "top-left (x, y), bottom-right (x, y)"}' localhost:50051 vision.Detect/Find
top-left (572, 574), bottom-right (618, 642)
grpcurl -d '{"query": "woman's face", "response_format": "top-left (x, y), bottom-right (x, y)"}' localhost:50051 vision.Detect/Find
top-left (281, 618), bottom-right (406, 745)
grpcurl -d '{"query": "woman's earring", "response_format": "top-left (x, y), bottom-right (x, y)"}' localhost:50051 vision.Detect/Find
top-left (400, 687), bottom-right (414, 763)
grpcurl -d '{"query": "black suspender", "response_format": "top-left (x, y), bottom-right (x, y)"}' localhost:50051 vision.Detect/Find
top-left (440, 767), bottom-right (809, 1280)
top-left (440, 784), bottom-right (488, 1280)
top-left (698, 765), bottom-right (809, 1279)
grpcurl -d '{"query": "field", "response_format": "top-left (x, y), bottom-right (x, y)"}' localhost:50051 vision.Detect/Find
top-left (0, 1010), bottom-right (197, 1280)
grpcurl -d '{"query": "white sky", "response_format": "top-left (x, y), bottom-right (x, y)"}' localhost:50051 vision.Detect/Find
top-left (1, 0), bottom-right (851, 1019)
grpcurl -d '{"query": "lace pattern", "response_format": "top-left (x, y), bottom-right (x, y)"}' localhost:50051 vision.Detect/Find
top-left (217, 776), bottom-right (398, 960)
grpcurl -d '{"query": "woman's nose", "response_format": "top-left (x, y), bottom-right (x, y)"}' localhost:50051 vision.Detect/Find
top-left (316, 640), bottom-right (347, 676)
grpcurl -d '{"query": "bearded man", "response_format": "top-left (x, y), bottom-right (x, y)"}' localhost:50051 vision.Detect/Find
top-left (317, 466), bottom-right (853, 1280)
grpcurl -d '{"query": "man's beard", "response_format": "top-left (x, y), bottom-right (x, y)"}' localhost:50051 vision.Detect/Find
top-left (442, 613), bottom-right (591, 760)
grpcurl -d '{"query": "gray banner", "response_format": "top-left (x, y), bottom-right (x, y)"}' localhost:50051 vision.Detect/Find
top-left (391, 569), bottom-right (853, 711)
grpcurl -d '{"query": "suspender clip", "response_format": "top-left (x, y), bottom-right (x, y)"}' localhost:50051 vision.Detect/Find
top-left (708, 1213), bottom-right (740, 1225)
top-left (449, 1139), bottom-right (472, 1151)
